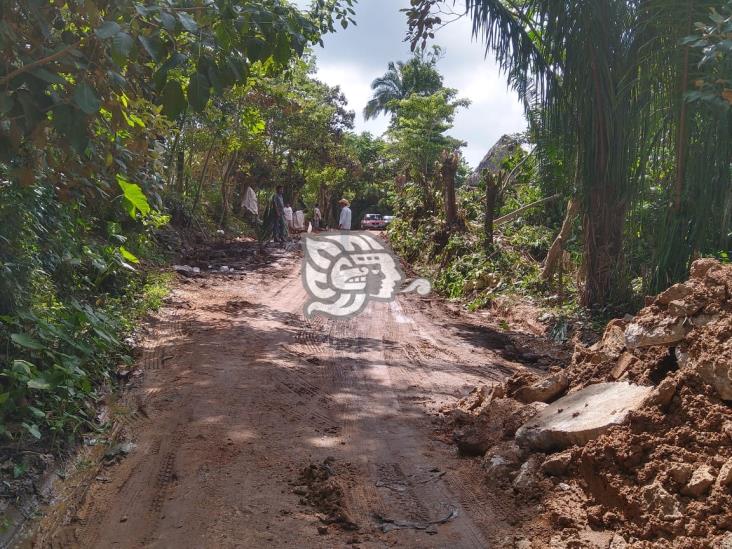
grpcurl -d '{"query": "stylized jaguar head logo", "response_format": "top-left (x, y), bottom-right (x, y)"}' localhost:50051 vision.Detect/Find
top-left (302, 232), bottom-right (430, 319)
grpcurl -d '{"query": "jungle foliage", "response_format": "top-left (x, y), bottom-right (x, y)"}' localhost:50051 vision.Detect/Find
top-left (0, 0), bottom-right (355, 447)
top-left (404, 0), bottom-right (732, 307)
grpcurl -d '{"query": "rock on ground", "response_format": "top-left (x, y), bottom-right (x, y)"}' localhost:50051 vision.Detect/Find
top-left (540, 450), bottom-right (573, 477)
top-left (641, 482), bottom-right (684, 521)
top-left (681, 465), bottom-right (715, 498)
top-left (624, 317), bottom-right (688, 349)
top-left (511, 372), bottom-right (569, 404)
top-left (515, 382), bottom-right (653, 452)
top-left (453, 398), bottom-right (544, 456)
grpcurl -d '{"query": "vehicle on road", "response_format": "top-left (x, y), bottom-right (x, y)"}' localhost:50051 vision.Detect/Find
top-left (360, 213), bottom-right (386, 230)
top-left (383, 215), bottom-right (395, 226)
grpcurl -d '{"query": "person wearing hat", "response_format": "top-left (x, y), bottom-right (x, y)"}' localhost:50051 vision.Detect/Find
top-left (338, 199), bottom-right (352, 231)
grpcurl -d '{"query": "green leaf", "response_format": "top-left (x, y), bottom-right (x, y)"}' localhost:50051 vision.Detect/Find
top-left (52, 104), bottom-right (89, 153)
top-left (95, 21), bottom-right (121, 39)
top-left (27, 378), bottom-right (52, 390)
top-left (178, 12), bottom-right (198, 32)
top-left (22, 423), bottom-right (41, 440)
top-left (119, 246), bottom-right (140, 264)
top-left (11, 333), bottom-right (45, 350)
top-left (12, 360), bottom-right (34, 377)
top-left (0, 393), bottom-right (9, 406)
top-left (117, 175), bottom-right (151, 219)
top-left (139, 34), bottom-right (163, 62)
top-left (135, 4), bottom-right (157, 17)
top-left (187, 72), bottom-right (210, 112)
top-left (73, 82), bottom-right (101, 115)
top-left (161, 79), bottom-right (186, 119)
top-left (159, 11), bottom-right (176, 32)
top-left (207, 64), bottom-right (223, 95)
top-left (112, 32), bottom-right (134, 63)
top-left (28, 406), bottom-right (46, 418)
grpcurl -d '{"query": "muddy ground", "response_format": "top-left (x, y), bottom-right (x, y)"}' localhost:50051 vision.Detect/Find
top-left (21, 238), bottom-right (571, 548)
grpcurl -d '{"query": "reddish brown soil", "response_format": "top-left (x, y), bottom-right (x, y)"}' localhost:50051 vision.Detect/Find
top-left (26, 242), bottom-right (556, 548)
top-left (441, 259), bottom-right (732, 549)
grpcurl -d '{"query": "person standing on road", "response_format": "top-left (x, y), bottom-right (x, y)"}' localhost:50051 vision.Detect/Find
top-left (312, 206), bottom-right (322, 231)
top-left (272, 185), bottom-right (287, 246)
top-left (338, 198), bottom-right (352, 231)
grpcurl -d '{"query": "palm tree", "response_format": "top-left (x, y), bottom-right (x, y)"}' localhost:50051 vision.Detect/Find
top-left (364, 49), bottom-right (444, 120)
top-left (406, 0), bottom-right (732, 306)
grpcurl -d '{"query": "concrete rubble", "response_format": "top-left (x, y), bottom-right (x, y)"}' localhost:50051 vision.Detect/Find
top-left (442, 258), bottom-right (732, 546)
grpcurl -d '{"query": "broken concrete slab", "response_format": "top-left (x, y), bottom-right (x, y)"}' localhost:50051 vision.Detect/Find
top-left (454, 398), bottom-right (545, 456)
top-left (600, 320), bottom-right (627, 357)
top-left (173, 264), bottom-right (201, 277)
top-left (512, 455), bottom-right (544, 495)
top-left (624, 318), bottom-right (688, 349)
top-left (667, 299), bottom-right (703, 317)
top-left (515, 382), bottom-right (653, 452)
top-left (611, 352), bottom-right (637, 380)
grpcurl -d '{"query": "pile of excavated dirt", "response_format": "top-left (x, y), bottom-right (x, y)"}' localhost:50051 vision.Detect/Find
top-left (293, 458), bottom-right (359, 532)
top-left (446, 259), bottom-right (732, 548)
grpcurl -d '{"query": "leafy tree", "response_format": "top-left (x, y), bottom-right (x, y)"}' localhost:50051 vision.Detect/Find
top-left (363, 47), bottom-right (444, 120)
top-left (388, 88), bottom-right (469, 213)
top-left (406, 0), bottom-right (732, 306)
top-left (0, 0), bottom-right (355, 445)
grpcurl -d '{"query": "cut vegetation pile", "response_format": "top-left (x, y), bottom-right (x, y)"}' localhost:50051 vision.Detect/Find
top-left (446, 258), bottom-right (732, 548)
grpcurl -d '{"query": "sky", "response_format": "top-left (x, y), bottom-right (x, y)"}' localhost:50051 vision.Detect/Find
top-left (294, 0), bottom-right (526, 168)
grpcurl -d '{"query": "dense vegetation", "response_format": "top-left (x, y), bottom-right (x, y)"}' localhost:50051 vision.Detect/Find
top-left (401, 0), bottom-right (732, 308)
top-left (0, 0), bottom-right (357, 448)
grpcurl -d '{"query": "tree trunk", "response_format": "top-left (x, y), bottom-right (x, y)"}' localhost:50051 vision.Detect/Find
top-left (484, 171), bottom-right (498, 254)
top-left (219, 152), bottom-right (238, 228)
top-left (541, 197), bottom-right (579, 280)
top-left (176, 150), bottom-right (185, 194)
top-left (441, 150), bottom-right (459, 228)
top-left (582, 186), bottom-right (626, 307)
top-left (581, 51), bottom-right (627, 307)
top-left (189, 138), bottom-right (217, 226)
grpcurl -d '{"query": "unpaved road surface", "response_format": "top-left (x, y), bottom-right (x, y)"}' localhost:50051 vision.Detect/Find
top-left (33, 242), bottom-right (543, 548)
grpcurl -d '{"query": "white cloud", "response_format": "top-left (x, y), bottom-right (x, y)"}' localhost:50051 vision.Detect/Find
top-left (297, 0), bottom-right (527, 168)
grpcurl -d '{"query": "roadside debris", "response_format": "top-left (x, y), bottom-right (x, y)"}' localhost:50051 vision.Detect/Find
top-left (297, 458), bottom-right (358, 531)
top-left (172, 265), bottom-right (201, 277)
top-left (515, 382), bottom-right (653, 451)
top-left (374, 508), bottom-right (458, 534)
top-left (443, 258), bottom-right (732, 545)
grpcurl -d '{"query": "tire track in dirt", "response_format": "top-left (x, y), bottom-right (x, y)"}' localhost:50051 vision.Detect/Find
top-left (385, 297), bottom-right (524, 543)
top-left (31, 243), bottom-right (526, 548)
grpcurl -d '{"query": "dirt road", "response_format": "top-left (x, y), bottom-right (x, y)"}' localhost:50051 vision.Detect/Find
top-left (34, 242), bottom-right (544, 548)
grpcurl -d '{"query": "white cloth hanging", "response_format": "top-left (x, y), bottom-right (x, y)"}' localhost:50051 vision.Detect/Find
top-left (243, 187), bottom-right (258, 216)
top-left (293, 210), bottom-right (305, 231)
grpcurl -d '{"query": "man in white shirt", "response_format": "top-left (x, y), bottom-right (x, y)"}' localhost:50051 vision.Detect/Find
top-left (338, 198), bottom-right (352, 230)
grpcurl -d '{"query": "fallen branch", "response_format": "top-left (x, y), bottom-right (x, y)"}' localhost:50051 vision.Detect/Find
top-left (493, 193), bottom-right (561, 226)
top-left (0, 42), bottom-right (80, 87)
top-left (541, 197), bottom-right (580, 280)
